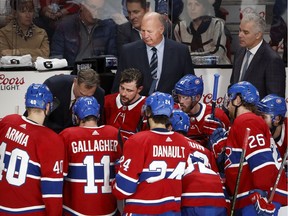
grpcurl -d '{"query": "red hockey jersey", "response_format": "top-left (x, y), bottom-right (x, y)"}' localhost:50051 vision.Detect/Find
top-left (113, 128), bottom-right (191, 215)
top-left (275, 117), bottom-right (287, 160)
top-left (0, 115), bottom-right (65, 215)
top-left (182, 137), bottom-right (227, 209)
top-left (104, 93), bottom-right (146, 141)
top-left (224, 113), bottom-right (288, 210)
top-left (59, 125), bottom-right (122, 216)
top-left (175, 103), bottom-right (230, 147)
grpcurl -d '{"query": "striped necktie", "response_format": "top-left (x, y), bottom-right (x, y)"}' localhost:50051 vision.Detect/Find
top-left (150, 47), bottom-right (158, 79)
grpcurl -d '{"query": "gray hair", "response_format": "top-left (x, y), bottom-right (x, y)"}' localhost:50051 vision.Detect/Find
top-left (77, 68), bottom-right (100, 89)
top-left (241, 12), bottom-right (266, 34)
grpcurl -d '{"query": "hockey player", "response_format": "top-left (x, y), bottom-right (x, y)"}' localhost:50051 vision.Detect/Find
top-left (104, 68), bottom-right (146, 143)
top-left (59, 96), bottom-right (122, 216)
top-left (173, 74), bottom-right (230, 147)
top-left (257, 94), bottom-right (287, 160)
top-left (169, 109), bottom-right (228, 216)
top-left (0, 83), bottom-right (65, 215)
top-left (112, 92), bottom-right (191, 215)
top-left (209, 81), bottom-right (288, 215)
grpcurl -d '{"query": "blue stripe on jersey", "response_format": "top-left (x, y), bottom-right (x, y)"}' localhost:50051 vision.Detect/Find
top-left (41, 179), bottom-right (63, 196)
top-left (4, 152), bottom-right (41, 178)
top-left (246, 148), bottom-right (276, 172)
top-left (67, 164), bottom-right (116, 180)
top-left (0, 205), bottom-right (45, 214)
top-left (126, 196), bottom-right (181, 206)
top-left (115, 172), bottom-right (138, 194)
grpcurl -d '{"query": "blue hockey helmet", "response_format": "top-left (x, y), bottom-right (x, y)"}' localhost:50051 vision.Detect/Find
top-left (25, 83), bottom-right (53, 110)
top-left (73, 96), bottom-right (100, 120)
top-left (144, 91), bottom-right (174, 117)
top-left (170, 109), bottom-right (190, 133)
top-left (174, 74), bottom-right (203, 97)
top-left (257, 94), bottom-right (287, 118)
top-left (228, 81), bottom-right (259, 105)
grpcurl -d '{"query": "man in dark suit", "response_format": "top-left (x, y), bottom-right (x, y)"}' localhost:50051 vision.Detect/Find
top-left (43, 68), bottom-right (105, 133)
top-left (112, 12), bottom-right (194, 96)
top-left (117, 0), bottom-right (147, 53)
top-left (230, 12), bottom-right (286, 99)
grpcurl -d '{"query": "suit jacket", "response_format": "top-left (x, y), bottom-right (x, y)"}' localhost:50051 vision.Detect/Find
top-left (117, 22), bottom-right (141, 54)
top-left (43, 74), bottom-right (105, 133)
top-left (112, 38), bottom-right (194, 96)
top-left (230, 40), bottom-right (286, 99)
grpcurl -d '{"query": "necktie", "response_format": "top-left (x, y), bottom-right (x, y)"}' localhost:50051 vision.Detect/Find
top-left (240, 50), bottom-right (251, 81)
top-left (149, 47), bottom-right (158, 95)
top-left (150, 47), bottom-right (158, 79)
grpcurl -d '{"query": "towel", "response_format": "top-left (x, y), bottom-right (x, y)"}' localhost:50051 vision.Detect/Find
top-left (35, 57), bottom-right (68, 71)
top-left (0, 54), bottom-right (33, 66)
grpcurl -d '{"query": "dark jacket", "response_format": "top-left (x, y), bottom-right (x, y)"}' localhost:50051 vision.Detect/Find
top-left (50, 13), bottom-right (117, 66)
top-left (43, 74), bottom-right (105, 133)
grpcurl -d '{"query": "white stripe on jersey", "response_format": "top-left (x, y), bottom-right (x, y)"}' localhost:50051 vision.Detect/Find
top-left (126, 196), bottom-right (181, 204)
top-left (0, 205), bottom-right (45, 213)
top-left (63, 205), bottom-right (118, 216)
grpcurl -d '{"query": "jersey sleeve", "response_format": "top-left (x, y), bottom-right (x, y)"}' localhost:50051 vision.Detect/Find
top-left (38, 131), bottom-right (65, 216)
top-left (113, 135), bottom-right (145, 199)
top-left (235, 119), bottom-right (278, 192)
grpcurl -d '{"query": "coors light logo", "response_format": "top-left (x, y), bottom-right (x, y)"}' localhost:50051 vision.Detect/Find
top-left (0, 74), bottom-right (25, 90)
top-left (202, 93), bottom-right (224, 106)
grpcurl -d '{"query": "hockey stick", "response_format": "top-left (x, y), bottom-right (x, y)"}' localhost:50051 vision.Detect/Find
top-left (211, 73), bottom-right (220, 118)
top-left (230, 127), bottom-right (251, 216)
top-left (268, 147), bottom-right (288, 203)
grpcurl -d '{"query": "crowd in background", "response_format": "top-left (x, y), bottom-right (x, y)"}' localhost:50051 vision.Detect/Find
top-left (0, 0), bottom-right (286, 69)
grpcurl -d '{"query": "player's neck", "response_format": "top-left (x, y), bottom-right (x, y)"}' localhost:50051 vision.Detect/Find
top-left (272, 125), bottom-right (282, 140)
top-left (148, 119), bottom-right (166, 130)
top-left (80, 120), bottom-right (98, 127)
top-left (26, 114), bottom-right (44, 125)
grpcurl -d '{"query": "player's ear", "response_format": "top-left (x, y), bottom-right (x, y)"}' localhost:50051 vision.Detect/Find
top-left (137, 86), bottom-right (143, 94)
top-left (235, 95), bottom-right (242, 106)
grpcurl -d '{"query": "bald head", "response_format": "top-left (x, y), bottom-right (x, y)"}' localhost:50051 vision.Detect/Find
top-left (141, 12), bottom-right (165, 47)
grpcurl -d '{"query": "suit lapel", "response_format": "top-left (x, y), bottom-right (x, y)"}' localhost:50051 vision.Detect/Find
top-left (158, 39), bottom-right (171, 88)
top-left (243, 42), bottom-right (265, 80)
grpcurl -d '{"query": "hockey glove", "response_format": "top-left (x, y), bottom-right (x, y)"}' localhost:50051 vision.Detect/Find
top-left (203, 114), bottom-right (225, 136)
top-left (249, 189), bottom-right (276, 216)
top-left (208, 128), bottom-right (228, 158)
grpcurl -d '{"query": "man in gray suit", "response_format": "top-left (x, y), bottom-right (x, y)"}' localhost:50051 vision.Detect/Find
top-left (112, 12), bottom-right (194, 96)
top-left (117, 0), bottom-right (147, 53)
top-left (230, 12), bottom-right (286, 99)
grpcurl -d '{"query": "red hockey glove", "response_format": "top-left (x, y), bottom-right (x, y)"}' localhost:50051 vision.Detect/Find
top-left (203, 114), bottom-right (225, 136)
top-left (208, 128), bottom-right (227, 158)
top-left (249, 189), bottom-right (276, 216)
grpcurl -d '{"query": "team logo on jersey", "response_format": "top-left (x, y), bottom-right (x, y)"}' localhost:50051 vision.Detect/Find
top-left (276, 98), bottom-right (282, 104)
top-left (92, 130), bottom-right (99, 135)
top-left (166, 137), bottom-right (172, 142)
top-left (20, 124), bottom-right (27, 129)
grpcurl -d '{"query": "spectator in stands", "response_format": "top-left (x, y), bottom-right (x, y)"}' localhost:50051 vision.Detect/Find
top-left (117, 0), bottom-right (148, 53)
top-left (34, 0), bottom-right (80, 41)
top-left (230, 11), bottom-right (286, 99)
top-left (43, 68), bottom-right (105, 134)
top-left (269, 0), bottom-right (287, 66)
top-left (50, 0), bottom-right (117, 67)
top-left (174, 0), bottom-right (230, 64)
top-left (0, 0), bottom-right (49, 61)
